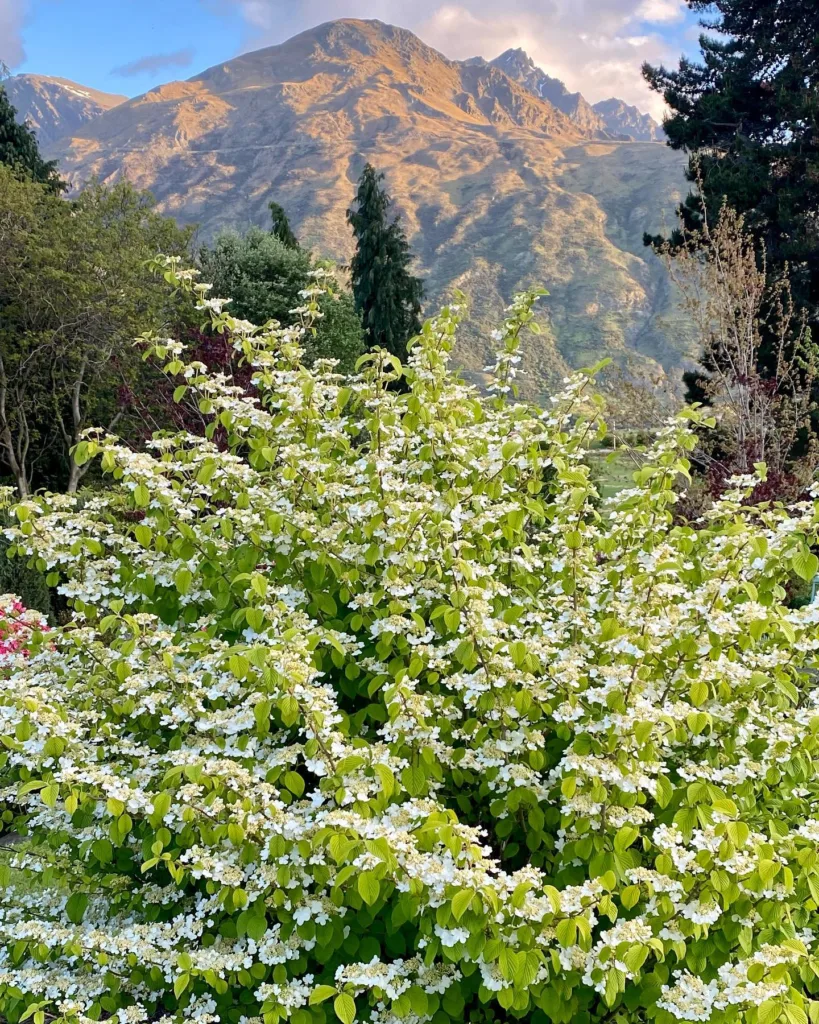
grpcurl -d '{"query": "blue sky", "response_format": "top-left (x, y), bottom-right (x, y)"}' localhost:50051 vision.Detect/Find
top-left (8, 0), bottom-right (246, 95)
top-left (3, 0), bottom-right (702, 115)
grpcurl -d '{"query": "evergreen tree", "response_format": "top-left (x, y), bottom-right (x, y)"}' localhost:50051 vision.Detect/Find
top-left (268, 200), bottom-right (299, 249)
top-left (643, 0), bottom-right (819, 382)
top-left (0, 83), bottom-right (63, 192)
top-left (347, 164), bottom-right (423, 359)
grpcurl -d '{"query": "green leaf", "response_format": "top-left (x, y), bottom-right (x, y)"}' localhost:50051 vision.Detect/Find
top-left (401, 763), bottom-right (426, 796)
top-left (92, 839), bottom-right (113, 864)
top-left (509, 641), bottom-right (527, 668)
top-left (358, 871), bottom-right (380, 906)
top-left (518, 950), bottom-right (541, 988)
top-left (655, 774), bottom-right (673, 808)
top-left (622, 944), bottom-right (648, 973)
top-left (374, 763), bottom-right (395, 798)
top-left (65, 891), bottom-right (89, 924)
top-left (451, 888), bottom-right (474, 921)
top-left (246, 607), bottom-right (266, 633)
top-left (310, 987), bottom-right (338, 1006)
top-left (41, 783), bottom-right (59, 808)
top-left (443, 606), bottom-right (460, 632)
top-left (134, 524), bottom-right (153, 547)
top-left (689, 681), bottom-right (708, 706)
top-left (246, 913), bottom-right (268, 941)
top-left (784, 1006), bottom-right (808, 1024)
top-left (792, 547), bottom-right (819, 582)
top-left (758, 1002), bottom-right (782, 1024)
top-left (284, 771), bottom-right (305, 797)
top-left (555, 918), bottom-right (576, 947)
top-left (614, 825), bottom-right (639, 853)
top-left (174, 567), bottom-right (193, 596)
top-left (726, 821), bottom-right (750, 847)
top-left (334, 993), bottom-right (356, 1024)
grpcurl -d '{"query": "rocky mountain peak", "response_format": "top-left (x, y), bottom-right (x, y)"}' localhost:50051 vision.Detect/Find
top-left (592, 97), bottom-right (664, 142)
top-left (485, 48), bottom-right (606, 135)
top-left (494, 48), bottom-right (537, 73)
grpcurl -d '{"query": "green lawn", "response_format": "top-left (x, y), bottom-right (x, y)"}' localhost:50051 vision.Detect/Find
top-left (588, 448), bottom-right (639, 499)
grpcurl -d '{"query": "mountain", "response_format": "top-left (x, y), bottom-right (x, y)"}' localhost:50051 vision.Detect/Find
top-left (488, 49), bottom-right (607, 135)
top-left (593, 98), bottom-right (664, 143)
top-left (3, 74), bottom-right (126, 146)
top-left (472, 48), bottom-right (664, 143)
top-left (44, 19), bottom-right (691, 392)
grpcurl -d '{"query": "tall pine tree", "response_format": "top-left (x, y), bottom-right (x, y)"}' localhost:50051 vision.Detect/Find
top-left (643, 0), bottom-right (819, 373)
top-left (268, 201), bottom-right (299, 249)
top-left (347, 164), bottom-right (423, 359)
top-left (0, 82), bottom-right (63, 192)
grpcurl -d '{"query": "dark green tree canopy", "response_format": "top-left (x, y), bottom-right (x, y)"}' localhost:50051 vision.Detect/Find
top-left (0, 84), bottom-right (63, 192)
top-left (643, 0), bottom-right (819, 332)
top-left (197, 227), bottom-right (363, 372)
top-left (347, 164), bottom-right (424, 360)
top-left (268, 201), bottom-right (299, 249)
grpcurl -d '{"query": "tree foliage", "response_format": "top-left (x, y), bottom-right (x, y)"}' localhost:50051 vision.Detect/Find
top-left (3, 264), bottom-right (819, 1024)
top-left (269, 201), bottom-right (300, 249)
top-left (0, 168), bottom-right (192, 495)
top-left (347, 164), bottom-right (424, 359)
top-left (643, 0), bottom-right (819, 344)
top-left (197, 228), bottom-right (363, 373)
top-left (0, 83), bottom-right (63, 192)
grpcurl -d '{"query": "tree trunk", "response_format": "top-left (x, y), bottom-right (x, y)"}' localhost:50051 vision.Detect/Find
top-left (66, 458), bottom-right (82, 494)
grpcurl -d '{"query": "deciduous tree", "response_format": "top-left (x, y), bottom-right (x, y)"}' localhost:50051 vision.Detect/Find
top-left (197, 227), bottom-right (363, 373)
top-left (0, 169), bottom-right (191, 494)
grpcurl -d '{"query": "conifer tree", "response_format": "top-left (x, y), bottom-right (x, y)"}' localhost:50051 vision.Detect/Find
top-left (0, 83), bottom-right (63, 191)
top-left (643, 0), bottom-right (819, 386)
top-left (268, 200), bottom-right (299, 249)
top-left (347, 164), bottom-right (423, 359)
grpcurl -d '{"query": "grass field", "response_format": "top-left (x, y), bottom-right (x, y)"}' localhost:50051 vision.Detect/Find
top-left (588, 448), bottom-right (640, 499)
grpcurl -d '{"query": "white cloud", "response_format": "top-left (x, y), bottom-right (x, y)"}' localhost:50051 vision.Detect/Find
top-left (636, 0), bottom-right (686, 24)
top-left (0, 0), bottom-right (29, 68)
top-left (210, 0), bottom-right (687, 118)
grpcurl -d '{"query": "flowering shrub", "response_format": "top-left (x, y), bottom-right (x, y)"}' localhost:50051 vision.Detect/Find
top-left (3, 261), bottom-right (819, 1024)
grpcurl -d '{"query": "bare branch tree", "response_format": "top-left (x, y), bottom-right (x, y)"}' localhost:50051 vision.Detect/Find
top-left (659, 198), bottom-right (818, 497)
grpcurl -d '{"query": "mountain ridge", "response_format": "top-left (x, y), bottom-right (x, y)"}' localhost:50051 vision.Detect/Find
top-left (40, 18), bottom-right (691, 391)
top-left (3, 73), bottom-right (125, 146)
top-left (486, 49), bottom-right (609, 136)
top-left (593, 97), bottom-right (664, 143)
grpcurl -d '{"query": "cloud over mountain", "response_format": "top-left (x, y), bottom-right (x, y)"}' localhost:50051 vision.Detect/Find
top-left (207, 0), bottom-right (690, 116)
top-left (111, 48), bottom-right (196, 78)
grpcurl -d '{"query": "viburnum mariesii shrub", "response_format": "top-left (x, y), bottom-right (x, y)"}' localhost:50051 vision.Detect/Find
top-left (4, 259), bottom-right (819, 1024)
